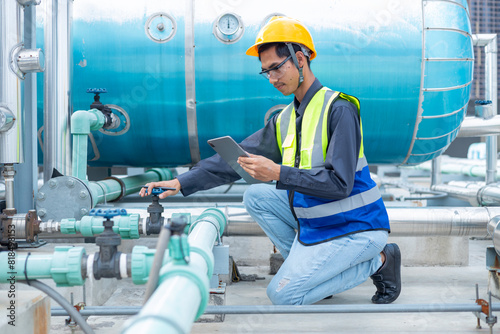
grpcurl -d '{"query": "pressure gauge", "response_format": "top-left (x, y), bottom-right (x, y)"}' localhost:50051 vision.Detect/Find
top-left (213, 13), bottom-right (244, 44)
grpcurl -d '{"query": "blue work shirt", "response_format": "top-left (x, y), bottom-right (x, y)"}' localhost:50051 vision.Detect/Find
top-left (177, 78), bottom-right (362, 201)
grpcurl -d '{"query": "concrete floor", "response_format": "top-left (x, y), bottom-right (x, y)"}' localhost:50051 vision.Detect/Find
top-left (44, 237), bottom-right (498, 334)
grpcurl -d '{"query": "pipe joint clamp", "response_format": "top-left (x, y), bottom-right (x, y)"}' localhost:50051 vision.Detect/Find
top-left (51, 246), bottom-right (86, 287)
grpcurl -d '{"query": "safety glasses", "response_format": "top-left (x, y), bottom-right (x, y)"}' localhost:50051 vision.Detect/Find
top-left (259, 55), bottom-right (292, 80)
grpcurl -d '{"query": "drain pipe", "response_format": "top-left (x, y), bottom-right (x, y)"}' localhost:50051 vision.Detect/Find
top-left (123, 208), bottom-right (227, 334)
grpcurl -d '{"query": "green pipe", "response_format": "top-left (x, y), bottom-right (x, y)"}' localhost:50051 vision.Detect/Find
top-left (0, 246), bottom-right (86, 287)
top-left (71, 109), bottom-right (105, 181)
top-left (131, 246), bottom-right (169, 285)
top-left (123, 208), bottom-right (227, 334)
top-left (61, 214), bottom-right (140, 239)
top-left (88, 168), bottom-right (176, 206)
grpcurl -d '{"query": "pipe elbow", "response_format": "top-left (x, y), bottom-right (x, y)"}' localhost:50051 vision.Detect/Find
top-left (71, 109), bottom-right (105, 134)
top-left (71, 110), bottom-right (92, 134)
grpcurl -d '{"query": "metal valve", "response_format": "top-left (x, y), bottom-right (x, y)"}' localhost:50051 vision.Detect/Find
top-left (87, 88), bottom-right (120, 130)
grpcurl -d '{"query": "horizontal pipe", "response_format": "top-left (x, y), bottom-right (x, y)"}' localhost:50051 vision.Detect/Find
top-left (52, 303), bottom-right (500, 316)
top-left (432, 181), bottom-right (500, 206)
top-left (409, 156), bottom-right (500, 180)
top-left (457, 115), bottom-right (500, 137)
top-left (226, 207), bottom-right (500, 237)
top-left (89, 168), bottom-right (175, 206)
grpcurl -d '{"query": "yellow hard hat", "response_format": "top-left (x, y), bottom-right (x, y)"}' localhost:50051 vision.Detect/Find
top-left (246, 16), bottom-right (317, 60)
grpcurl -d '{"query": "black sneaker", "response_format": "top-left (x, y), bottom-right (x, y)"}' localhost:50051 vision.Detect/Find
top-left (370, 243), bottom-right (401, 304)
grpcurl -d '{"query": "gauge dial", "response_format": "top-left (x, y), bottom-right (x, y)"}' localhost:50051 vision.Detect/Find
top-left (217, 13), bottom-right (239, 35)
top-left (213, 12), bottom-right (244, 44)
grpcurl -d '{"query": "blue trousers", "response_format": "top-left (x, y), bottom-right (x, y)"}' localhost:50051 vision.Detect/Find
top-left (243, 183), bottom-right (388, 305)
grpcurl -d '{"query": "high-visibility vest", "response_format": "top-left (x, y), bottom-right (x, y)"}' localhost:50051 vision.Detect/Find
top-left (276, 87), bottom-right (390, 245)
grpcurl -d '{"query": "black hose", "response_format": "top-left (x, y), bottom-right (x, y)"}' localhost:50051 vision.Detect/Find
top-left (20, 280), bottom-right (94, 334)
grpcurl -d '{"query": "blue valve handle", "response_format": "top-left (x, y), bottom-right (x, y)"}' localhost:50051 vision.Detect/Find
top-left (143, 186), bottom-right (177, 195)
top-left (87, 88), bottom-right (107, 94)
top-left (89, 208), bottom-right (127, 218)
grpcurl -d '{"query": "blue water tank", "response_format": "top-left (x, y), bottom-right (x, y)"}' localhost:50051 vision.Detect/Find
top-left (36, 0), bottom-right (473, 167)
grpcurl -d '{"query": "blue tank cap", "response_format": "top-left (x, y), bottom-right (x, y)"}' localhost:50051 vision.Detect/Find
top-left (475, 100), bottom-right (492, 105)
top-left (89, 208), bottom-right (127, 218)
top-left (86, 88), bottom-right (107, 94)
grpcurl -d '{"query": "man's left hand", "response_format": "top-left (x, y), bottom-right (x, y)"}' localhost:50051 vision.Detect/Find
top-left (238, 153), bottom-right (280, 182)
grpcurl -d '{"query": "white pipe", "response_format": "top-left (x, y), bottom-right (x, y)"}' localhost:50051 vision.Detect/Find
top-left (0, 1), bottom-right (23, 164)
top-left (226, 207), bottom-right (500, 237)
top-left (2, 164), bottom-right (16, 209)
top-left (410, 156), bottom-right (500, 180)
top-left (473, 34), bottom-right (498, 184)
top-left (430, 156), bottom-right (441, 186)
top-left (457, 115), bottom-right (500, 137)
top-left (43, 0), bottom-right (73, 181)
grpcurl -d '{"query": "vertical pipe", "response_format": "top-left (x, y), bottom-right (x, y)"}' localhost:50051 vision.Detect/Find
top-left (43, 0), bottom-right (73, 181)
top-left (14, 2), bottom-right (38, 211)
top-left (0, 1), bottom-right (24, 164)
top-left (185, 0), bottom-right (200, 165)
top-left (430, 156), bottom-right (442, 186)
top-left (485, 35), bottom-right (498, 184)
top-left (2, 164), bottom-right (16, 210)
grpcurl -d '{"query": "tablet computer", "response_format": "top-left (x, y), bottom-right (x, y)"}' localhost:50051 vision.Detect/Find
top-left (207, 136), bottom-right (263, 184)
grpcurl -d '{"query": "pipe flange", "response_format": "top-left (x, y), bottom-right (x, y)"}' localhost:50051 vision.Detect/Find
top-left (99, 104), bottom-right (130, 136)
top-left (36, 176), bottom-right (92, 222)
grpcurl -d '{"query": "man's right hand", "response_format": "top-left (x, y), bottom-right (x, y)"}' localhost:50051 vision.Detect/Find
top-left (139, 179), bottom-right (181, 199)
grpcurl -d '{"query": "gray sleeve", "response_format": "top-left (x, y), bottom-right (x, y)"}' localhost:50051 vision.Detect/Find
top-left (276, 100), bottom-right (361, 200)
top-left (177, 116), bottom-right (282, 196)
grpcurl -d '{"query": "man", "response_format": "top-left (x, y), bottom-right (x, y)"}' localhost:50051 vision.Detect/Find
top-left (140, 16), bottom-right (401, 306)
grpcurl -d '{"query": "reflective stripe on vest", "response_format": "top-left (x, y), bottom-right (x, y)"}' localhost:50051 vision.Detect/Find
top-left (293, 185), bottom-right (381, 219)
